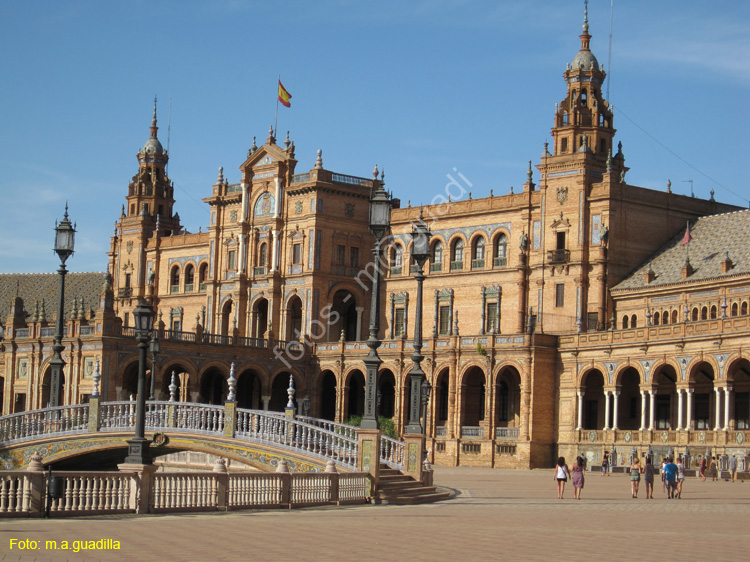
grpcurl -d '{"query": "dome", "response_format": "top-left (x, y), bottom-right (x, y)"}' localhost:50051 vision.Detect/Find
top-left (142, 137), bottom-right (164, 156)
top-left (572, 49), bottom-right (599, 71)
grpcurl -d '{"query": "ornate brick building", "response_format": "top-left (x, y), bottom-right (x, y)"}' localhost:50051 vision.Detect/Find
top-left (2, 12), bottom-right (749, 470)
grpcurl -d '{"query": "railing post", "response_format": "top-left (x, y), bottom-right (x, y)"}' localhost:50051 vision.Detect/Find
top-left (167, 403), bottom-right (176, 428)
top-left (117, 464), bottom-right (157, 514)
top-left (25, 453), bottom-right (45, 517)
top-left (224, 401), bottom-right (236, 438)
top-left (213, 459), bottom-right (228, 511)
top-left (325, 460), bottom-right (340, 505)
top-left (356, 429), bottom-right (381, 495)
top-left (87, 396), bottom-right (101, 433)
top-left (276, 460), bottom-right (291, 508)
top-left (403, 434), bottom-right (426, 484)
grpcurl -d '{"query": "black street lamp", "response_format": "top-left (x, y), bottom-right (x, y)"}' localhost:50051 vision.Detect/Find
top-left (406, 214), bottom-right (432, 434)
top-left (420, 377), bottom-right (432, 435)
top-left (361, 172), bottom-right (391, 430)
top-left (49, 205), bottom-right (76, 408)
top-left (149, 332), bottom-right (160, 400)
top-left (124, 300), bottom-right (156, 465)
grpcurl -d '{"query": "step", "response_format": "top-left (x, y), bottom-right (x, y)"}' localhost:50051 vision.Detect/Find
top-left (376, 491), bottom-right (452, 506)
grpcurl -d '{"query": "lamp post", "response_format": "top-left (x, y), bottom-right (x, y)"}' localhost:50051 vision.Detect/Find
top-left (361, 175), bottom-right (391, 430)
top-left (406, 214), bottom-right (432, 434)
top-left (149, 332), bottom-right (160, 400)
top-left (124, 300), bottom-right (156, 465)
top-left (49, 205), bottom-right (76, 408)
top-left (420, 377), bottom-right (432, 435)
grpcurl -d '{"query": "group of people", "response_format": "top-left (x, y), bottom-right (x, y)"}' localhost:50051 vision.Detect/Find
top-left (698, 454), bottom-right (740, 482)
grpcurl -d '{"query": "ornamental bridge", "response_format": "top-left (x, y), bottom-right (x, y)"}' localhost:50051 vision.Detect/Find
top-left (0, 399), bottom-right (406, 475)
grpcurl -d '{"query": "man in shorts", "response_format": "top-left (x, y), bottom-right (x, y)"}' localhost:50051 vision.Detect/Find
top-left (728, 454), bottom-right (737, 482)
top-left (663, 457), bottom-right (678, 499)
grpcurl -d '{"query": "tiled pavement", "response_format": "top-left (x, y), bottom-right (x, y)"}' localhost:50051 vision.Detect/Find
top-left (1, 468), bottom-right (748, 562)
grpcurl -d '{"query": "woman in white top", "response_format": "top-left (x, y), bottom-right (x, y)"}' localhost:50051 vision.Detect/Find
top-left (553, 456), bottom-right (570, 499)
top-left (676, 456), bottom-right (686, 499)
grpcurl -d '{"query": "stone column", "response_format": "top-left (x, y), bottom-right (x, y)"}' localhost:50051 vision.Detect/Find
top-left (612, 391), bottom-right (620, 430)
top-left (262, 395), bottom-right (271, 410)
top-left (649, 390), bottom-right (656, 430)
top-left (686, 388), bottom-right (694, 430)
top-left (715, 387), bottom-right (722, 430)
top-left (603, 391), bottom-right (611, 430)
top-left (270, 230), bottom-right (279, 272)
top-left (355, 306), bottom-right (364, 341)
top-left (640, 390), bottom-right (647, 430)
top-left (676, 389), bottom-right (684, 430)
top-left (724, 386), bottom-right (731, 430)
top-left (576, 391), bottom-right (584, 431)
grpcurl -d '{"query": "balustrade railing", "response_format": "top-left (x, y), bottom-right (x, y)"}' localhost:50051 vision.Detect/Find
top-left (151, 472), bottom-right (218, 512)
top-left (0, 404), bottom-right (89, 442)
top-left (461, 426), bottom-right (483, 438)
top-left (495, 427), bottom-right (520, 439)
top-left (0, 473), bottom-right (35, 514)
top-left (48, 472), bottom-right (136, 515)
top-left (380, 435), bottom-right (405, 470)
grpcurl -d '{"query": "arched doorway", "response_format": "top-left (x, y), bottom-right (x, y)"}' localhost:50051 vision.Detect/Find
top-left (161, 364), bottom-right (191, 402)
top-left (286, 296), bottom-right (303, 341)
top-left (653, 365), bottom-right (677, 429)
top-left (346, 370), bottom-right (365, 420)
top-left (435, 368), bottom-right (450, 431)
top-left (253, 298), bottom-right (268, 339)
top-left (617, 367), bottom-right (641, 430)
top-left (319, 370), bottom-right (337, 421)
top-left (378, 369), bottom-right (396, 419)
top-left (495, 366), bottom-right (521, 429)
top-left (331, 290), bottom-right (358, 342)
top-left (119, 362), bottom-right (139, 401)
top-left (221, 300), bottom-right (234, 337)
top-left (690, 362), bottom-right (715, 430)
top-left (200, 367), bottom-right (225, 405)
top-left (40, 368), bottom-right (67, 408)
top-left (582, 369), bottom-right (605, 430)
top-left (236, 369), bottom-right (262, 409)
top-left (461, 367), bottom-right (486, 428)
top-left (729, 359), bottom-right (750, 430)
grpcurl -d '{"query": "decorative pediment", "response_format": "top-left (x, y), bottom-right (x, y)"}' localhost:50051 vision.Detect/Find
top-left (550, 213), bottom-right (571, 230)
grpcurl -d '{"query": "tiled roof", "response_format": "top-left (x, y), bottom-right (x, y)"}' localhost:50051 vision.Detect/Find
top-left (0, 272), bottom-right (106, 321)
top-left (613, 209), bottom-right (750, 291)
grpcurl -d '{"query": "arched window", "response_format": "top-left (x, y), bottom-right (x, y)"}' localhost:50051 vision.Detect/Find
top-left (450, 240), bottom-right (464, 271)
top-left (742, 301), bottom-right (749, 315)
top-left (630, 314), bottom-right (637, 328)
top-left (662, 310), bottom-right (669, 325)
top-left (653, 312), bottom-right (660, 326)
top-left (710, 305), bottom-right (717, 319)
top-left (731, 302), bottom-right (738, 316)
top-left (494, 234), bottom-right (508, 267)
top-left (392, 245), bottom-right (403, 275)
top-left (701, 306), bottom-right (708, 320)
top-left (170, 266), bottom-right (180, 294)
top-left (198, 263), bottom-right (208, 291)
top-left (259, 243), bottom-right (268, 267)
top-left (184, 264), bottom-right (195, 292)
top-left (671, 310), bottom-right (678, 324)
top-left (622, 315), bottom-right (629, 329)
top-left (431, 241), bottom-right (443, 273)
top-left (472, 238), bottom-right (485, 269)
top-left (691, 307), bottom-right (699, 321)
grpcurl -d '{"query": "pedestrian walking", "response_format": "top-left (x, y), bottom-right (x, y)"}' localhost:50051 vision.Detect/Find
top-left (629, 457), bottom-right (642, 498)
top-left (601, 451), bottom-right (609, 476)
top-left (661, 457), bottom-right (668, 496)
top-left (729, 454), bottom-right (737, 483)
top-left (676, 456), bottom-right (686, 499)
top-left (664, 457), bottom-right (678, 499)
top-left (699, 456), bottom-right (707, 481)
top-left (571, 456), bottom-right (585, 500)
top-left (554, 456), bottom-right (570, 499)
top-left (643, 456), bottom-right (655, 498)
top-left (709, 456), bottom-right (718, 481)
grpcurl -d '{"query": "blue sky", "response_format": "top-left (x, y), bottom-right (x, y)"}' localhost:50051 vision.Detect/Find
top-left (1, 0), bottom-right (749, 274)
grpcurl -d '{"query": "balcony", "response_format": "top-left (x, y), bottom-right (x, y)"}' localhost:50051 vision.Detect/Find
top-left (546, 249), bottom-right (570, 264)
top-left (170, 284), bottom-right (179, 294)
top-left (199, 283), bottom-right (207, 292)
top-left (493, 257), bottom-right (507, 268)
top-left (117, 287), bottom-right (132, 298)
top-left (471, 258), bottom-right (485, 270)
top-left (449, 261), bottom-right (463, 272)
top-left (184, 284), bottom-right (194, 292)
top-left (430, 263), bottom-right (442, 273)
top-left (495, 427), bottom-right (520, 439)
top-left (253, 267), bottom-right (267, 276)
top-left (390, 266), bottom-right (402, 276)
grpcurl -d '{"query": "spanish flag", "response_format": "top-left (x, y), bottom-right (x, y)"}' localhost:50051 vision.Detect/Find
top-left (278, 80), bottom-right (292, 108)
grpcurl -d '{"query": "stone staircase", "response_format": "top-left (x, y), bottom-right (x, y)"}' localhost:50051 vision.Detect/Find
top-left (374, 465), bottom-right (452, 505)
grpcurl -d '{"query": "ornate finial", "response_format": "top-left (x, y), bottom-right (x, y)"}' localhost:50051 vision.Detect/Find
top-left (380, 168), bottom-right (385, 181)
top-left (267, 125), bottom-right (276, 144)
top-left (666, 179), bottom-right (672, 193)
top-left (251, 136), bottom-right (257, 152)
top-left (92, 357), bottom-right (101, 398)
top-left (543, 141), bottom-right (551, 157)
top-left (78, 297), bottom-right (86, 320)
top-left (71, 296), bottom-right (79, 318)
top-left (490, 189), bottom-right (494, 197)
top-left (284, 130), bottom-right (291, 149)
top-left (169, 371), bottom-right (177, 402)
top-left (315, 149), bottom-right (323, 169)
top-left (217, 166), bottom-right (224, 184)
top-left (32, 300), bottom-right (39, 322)
top-left (527, 160), bottom-right (533, 183)
top-left (710, 188), bottom-right (715, 201)
top-left (227, 362), bottom-right (236, 402)
top-left (617, 141), bottom-right (623, 157)
top-left (606, 148), bottom-right (612, 173)
top-left (373, 164), bottom-right (379, 179)
top-left (583, 0), bottom-right (589, 33)
top-left (510, 185), bottom-right (514, 194)
top-left (286, 373), bottom-right (296, 409)
top-left (39, 299), bottom-right (46, 322)
top-left (150, 97), bottom-right (158, 138)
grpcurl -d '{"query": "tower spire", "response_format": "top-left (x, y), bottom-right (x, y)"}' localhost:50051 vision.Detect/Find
top-left (580, 0), bottom-right (591, 52)
top-left (150, 96), bottom-right (159, 139)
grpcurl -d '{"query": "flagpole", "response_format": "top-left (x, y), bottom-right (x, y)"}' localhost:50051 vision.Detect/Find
top-left (274, 75), bottom-right (280, 138)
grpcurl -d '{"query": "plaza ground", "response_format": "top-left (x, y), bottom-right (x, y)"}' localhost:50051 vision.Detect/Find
top-left (1, 467), bottom-right (748, 561)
